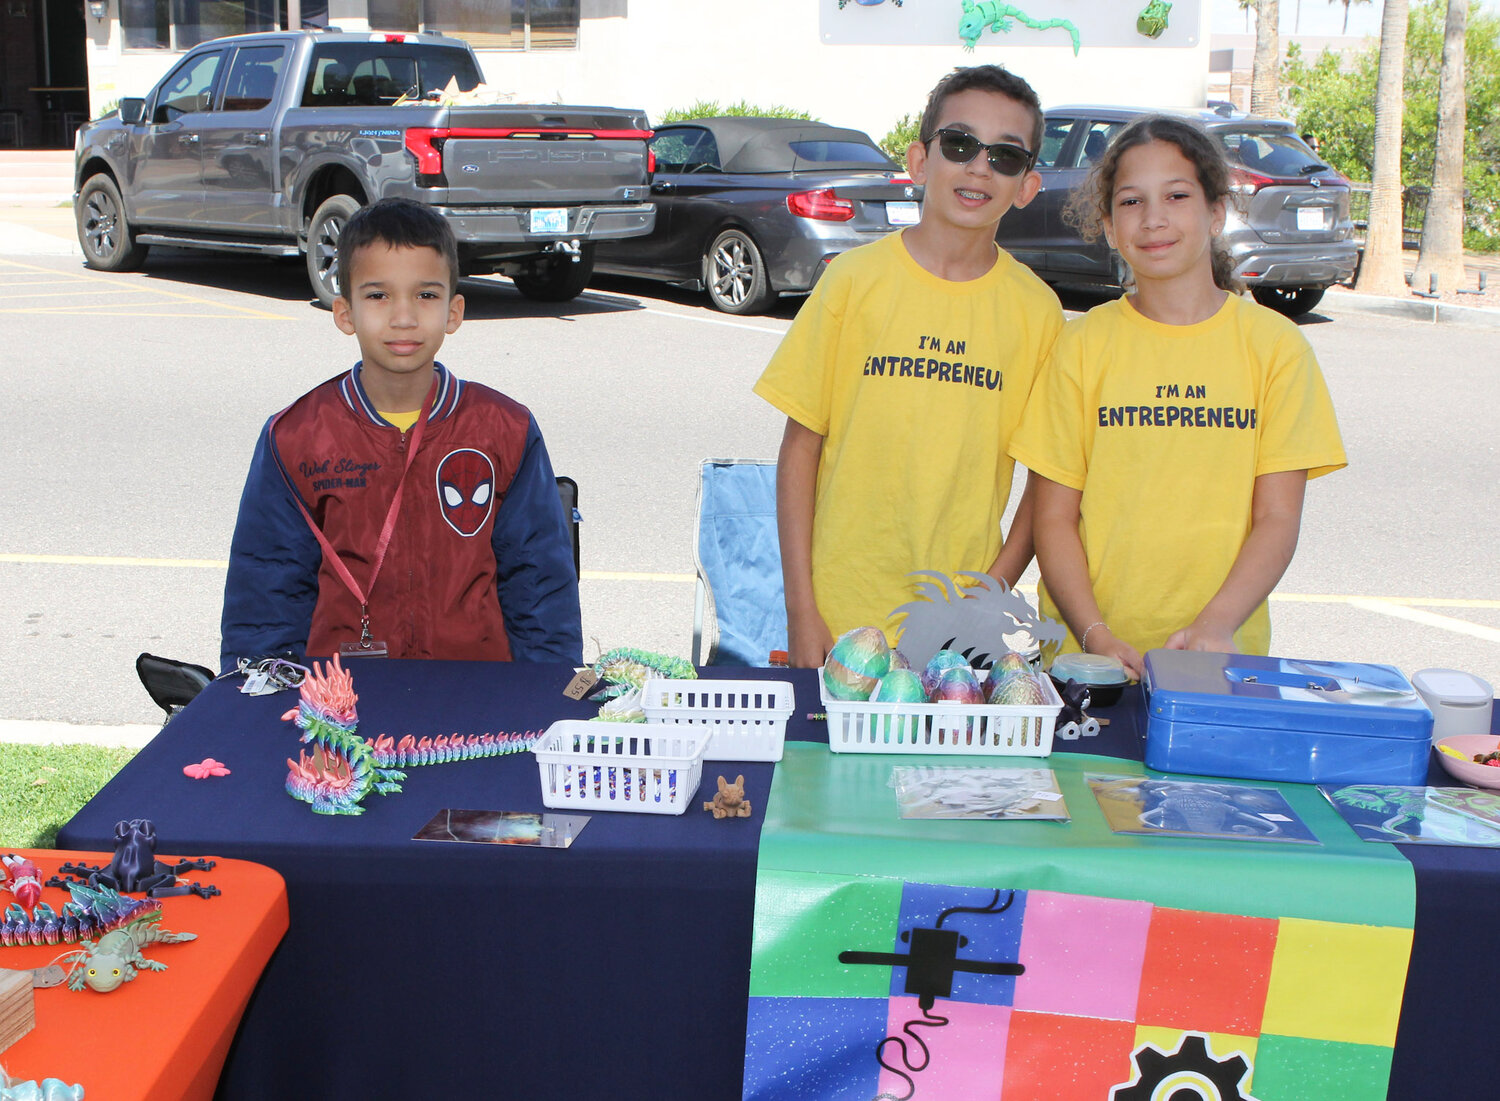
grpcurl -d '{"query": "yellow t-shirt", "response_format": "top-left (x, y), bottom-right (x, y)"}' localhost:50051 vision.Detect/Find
top-left (379, 409), bottom-right (421, 432)
top-left (753, 230), bottom-right (1064, 639)
top-left (1009, 292), bottom-right (1346, 657)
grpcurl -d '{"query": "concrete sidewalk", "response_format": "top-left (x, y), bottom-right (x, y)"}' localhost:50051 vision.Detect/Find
top-left (0, 719), bottom-right (159, 749)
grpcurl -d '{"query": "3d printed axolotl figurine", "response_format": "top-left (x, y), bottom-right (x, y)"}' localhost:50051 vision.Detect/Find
top-left (61, 909), bottom-right (196, 992)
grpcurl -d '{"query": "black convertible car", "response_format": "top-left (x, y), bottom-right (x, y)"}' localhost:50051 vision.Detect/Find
top-left (592, 116), bottom-right (921, 314)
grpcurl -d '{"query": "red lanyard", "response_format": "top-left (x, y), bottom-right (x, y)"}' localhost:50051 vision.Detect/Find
top-left (274, 376), bottom-right (437, 649)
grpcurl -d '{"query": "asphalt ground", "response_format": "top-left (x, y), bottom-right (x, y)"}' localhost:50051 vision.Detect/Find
top-left (1, 156), bottom-right (1496, 746)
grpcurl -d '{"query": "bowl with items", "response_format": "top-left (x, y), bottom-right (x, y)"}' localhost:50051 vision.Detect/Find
top-left (1434, 735), bottom-right (1500, 791)
top-left (1047, 652), bottom-right (1131, 709)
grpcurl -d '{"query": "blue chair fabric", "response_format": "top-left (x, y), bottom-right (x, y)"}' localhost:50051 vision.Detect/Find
top-left (693, 458), bottom-right (787, 666)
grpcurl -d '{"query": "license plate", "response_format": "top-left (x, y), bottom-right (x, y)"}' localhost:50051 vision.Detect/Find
top-left (886, 201), bottom-right (920, 226)
top-left (1296, 206), bottom-right (1326, 231)
top-left (530, 208), bottom-right (569, 234)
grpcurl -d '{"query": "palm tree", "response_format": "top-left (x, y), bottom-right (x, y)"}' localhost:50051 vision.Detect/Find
top-left (1358, 0), bottom-right (1410, 295)
top-left (1329, 0), bottom-right (1374, 35)
top-left (1251, 0), bottom-right (1280, 117)
top-left (1413, 0), bottom-right (1469, 293)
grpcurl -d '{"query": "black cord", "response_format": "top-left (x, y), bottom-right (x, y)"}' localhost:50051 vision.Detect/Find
top-left (935, 888), bottom-right (1014, 928)
top-left (872, 1004), bottom-right (950, 1101)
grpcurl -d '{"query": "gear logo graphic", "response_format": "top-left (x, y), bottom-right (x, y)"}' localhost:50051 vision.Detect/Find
top-left (1111, 1032), bottom-right (1257, 1101)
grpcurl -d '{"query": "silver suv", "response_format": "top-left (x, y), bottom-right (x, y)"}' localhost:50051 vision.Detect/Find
top-left (996, 105), bottom-right (1358, 317)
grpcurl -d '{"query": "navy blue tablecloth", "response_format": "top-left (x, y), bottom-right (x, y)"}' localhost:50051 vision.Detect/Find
top-left (58, 664), bottom-right (1500, 1100)
top-left (60, 661), bottom-right (805, 1100)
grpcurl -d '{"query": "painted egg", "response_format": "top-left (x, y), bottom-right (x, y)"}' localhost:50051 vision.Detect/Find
top-left (994, 651), bottom-right (1031, 677)
top-left (921, 649), bottom-right (971, 696)
top-left (990, 671), bottom-right (1048, 707)
top-left (823, 626), bottom-right (892, 701)
top-left (888, 649), bottom-right (912, 671)
top-left (929, 665), bottom-right (984, 705)
top-left (872, 668), bottom-right (926, 704)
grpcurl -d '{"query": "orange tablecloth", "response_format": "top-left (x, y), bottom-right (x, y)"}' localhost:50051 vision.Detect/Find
top-left (1, 849), bottom-right (288, 1100)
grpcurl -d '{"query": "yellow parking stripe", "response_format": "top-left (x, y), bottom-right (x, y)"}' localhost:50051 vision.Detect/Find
top-left (0, 257), bottom-right (292, 320)
top-left (0, 554), bottom-right (1495, 612)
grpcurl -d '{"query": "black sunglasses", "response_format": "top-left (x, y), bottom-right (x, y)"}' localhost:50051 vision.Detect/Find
top-left (929, 128), bottom-right (1035, 177)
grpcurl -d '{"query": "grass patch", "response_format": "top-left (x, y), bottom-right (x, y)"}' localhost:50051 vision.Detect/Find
top-left (0, 743), bottom-right (137, 849)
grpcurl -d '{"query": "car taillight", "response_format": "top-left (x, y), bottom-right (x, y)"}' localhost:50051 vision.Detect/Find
top-left (384, 34), bottom-right (406, 43)
top-left (405, 128), bottom-right (446, 175)
top-left (787, 189), bottom-right (855, 222)
top-left (1229, 168), bottom-right (1274, 195)
top-left (648, 148), bottom-right (655, 175)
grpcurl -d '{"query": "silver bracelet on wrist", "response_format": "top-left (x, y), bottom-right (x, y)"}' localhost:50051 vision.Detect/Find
top-left (1081, 621), bottom-right (1107, 652)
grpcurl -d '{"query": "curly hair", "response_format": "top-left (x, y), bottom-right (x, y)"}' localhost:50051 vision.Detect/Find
top-left (917, 64), bottom-right (1044, 158)
top-left (1063, 114), bottom-right (1241, 293)
top-left (338, 197), bottom-right (460, 300)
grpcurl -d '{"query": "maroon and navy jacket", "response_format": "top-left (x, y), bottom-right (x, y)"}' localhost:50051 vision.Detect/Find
top-left (220, 363), bottom-right (581, 670)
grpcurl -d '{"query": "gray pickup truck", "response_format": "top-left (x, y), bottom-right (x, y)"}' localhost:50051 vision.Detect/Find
top-left (73, 29), bottom-right (655, 306)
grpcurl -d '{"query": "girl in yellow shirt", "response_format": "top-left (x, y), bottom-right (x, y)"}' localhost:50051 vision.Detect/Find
top-left (1009, 116), bottom-right (1345, 679)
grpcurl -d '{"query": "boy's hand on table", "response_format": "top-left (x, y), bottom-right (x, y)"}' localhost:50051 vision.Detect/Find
top-left (1085, 627), bottom-right (1144, 682)
top-left (788, 610), bottom-right (834, 669)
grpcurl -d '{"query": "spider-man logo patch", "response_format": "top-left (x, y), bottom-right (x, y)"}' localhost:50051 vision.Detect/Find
top-left (435, 448), bottom-right (494, 537)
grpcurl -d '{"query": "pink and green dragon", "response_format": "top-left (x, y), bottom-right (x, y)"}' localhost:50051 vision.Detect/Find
top-left (282, 655), bottom-right (542, 815)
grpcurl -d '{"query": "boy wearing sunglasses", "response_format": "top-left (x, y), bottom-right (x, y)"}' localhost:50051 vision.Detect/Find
top-left (755, 65), bottom-right (1064, 667)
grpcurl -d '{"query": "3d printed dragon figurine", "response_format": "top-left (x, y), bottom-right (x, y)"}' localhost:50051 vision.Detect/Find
top-left (3, 880), bottom-right (166, 948)
top-left (282, 655), bottom-right (542, 815)
top-left (590, 647), bottom-right (696, 700)
top-left (958, 1), bottom-right (1081, 55)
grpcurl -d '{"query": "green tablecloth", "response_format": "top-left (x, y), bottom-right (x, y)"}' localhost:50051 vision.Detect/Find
top-left (746, 744), bottom-right (1414, 1101)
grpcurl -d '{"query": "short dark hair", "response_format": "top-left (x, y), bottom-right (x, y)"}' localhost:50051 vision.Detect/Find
top-left (337, 197), bottom-right (460, 300)
top-left (918, 65), bottom-right (1044, 159)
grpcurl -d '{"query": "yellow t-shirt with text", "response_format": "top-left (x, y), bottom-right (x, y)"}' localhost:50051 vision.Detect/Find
top-left (1009, 292), bottom-right (1346, 657)
top-left (754, 230), bottom-right (1064, 639)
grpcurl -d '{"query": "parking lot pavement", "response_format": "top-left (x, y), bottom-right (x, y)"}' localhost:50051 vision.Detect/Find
top-left (1, 155), bottom-right (1496, 733)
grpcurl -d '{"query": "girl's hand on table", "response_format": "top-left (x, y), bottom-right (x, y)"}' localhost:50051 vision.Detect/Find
top-left (1085, 626), bottom-right (1144, 682)
top-left (1165, 620), bottom-right (1239, 657)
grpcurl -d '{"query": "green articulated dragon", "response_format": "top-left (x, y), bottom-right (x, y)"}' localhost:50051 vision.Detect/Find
top-left (958, 1), bottom-right (1082, 56)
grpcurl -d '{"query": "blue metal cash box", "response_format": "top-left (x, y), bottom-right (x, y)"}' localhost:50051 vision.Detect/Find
top-left (1142, 650), bottom-right (1434, 785)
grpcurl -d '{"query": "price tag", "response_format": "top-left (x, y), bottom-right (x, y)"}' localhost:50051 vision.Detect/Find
top-left (886, 200), bottom-right (920, 226)
top-left (563, 668), bottom-right (599, 700)
top-left (1296, 206), bottom-right (1325, 231)
top-left (530, 207), bottom-right (569, 234)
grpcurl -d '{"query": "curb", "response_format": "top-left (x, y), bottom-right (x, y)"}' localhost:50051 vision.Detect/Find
top-left (0, 719), bottom-right (158, 749)
top-left (1321, 289), bottom-right (1500, 328)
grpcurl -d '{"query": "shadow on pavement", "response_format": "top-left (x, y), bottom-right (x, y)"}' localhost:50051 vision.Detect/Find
top-left (132, 249), bottom-right (649, 319)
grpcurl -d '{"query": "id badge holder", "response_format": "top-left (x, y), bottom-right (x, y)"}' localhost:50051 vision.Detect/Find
top-left (340, 639), bottom-right (389, 659)
top-left (340, 608), bottom-right (388, 658)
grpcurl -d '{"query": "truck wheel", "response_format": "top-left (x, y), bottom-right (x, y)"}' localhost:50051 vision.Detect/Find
top-left (77, 174), bottom-right (148, 272)
top-left (512, 245), bottom-right (595, 302)
top-left (306, 194), bottom-right (362, 309)
top-left (705, 229), bottom-right (774, 314)
top-left (1251, 286), bottom-right (1325, 317)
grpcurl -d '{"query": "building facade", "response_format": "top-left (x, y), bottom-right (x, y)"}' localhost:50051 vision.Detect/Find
top-left (5, 1), bottom-right (1214, 150)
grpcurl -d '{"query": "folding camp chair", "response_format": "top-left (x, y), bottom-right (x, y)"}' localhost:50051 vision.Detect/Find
top-left (556, 475), bottom-right (581, 578)
top-left (691, 458), bottom-right (788, 667)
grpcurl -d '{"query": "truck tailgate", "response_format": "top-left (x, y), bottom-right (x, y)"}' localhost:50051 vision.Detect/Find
top-left (418, 105), bottom-right (651, 205)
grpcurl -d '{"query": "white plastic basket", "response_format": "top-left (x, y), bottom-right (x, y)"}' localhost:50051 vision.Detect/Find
top-left (820, 670), bottom-right (1063, 756)
top-left (533, 720), bottom-right (709, 815)
top-left (640, 678), bottom-right (795, 762)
